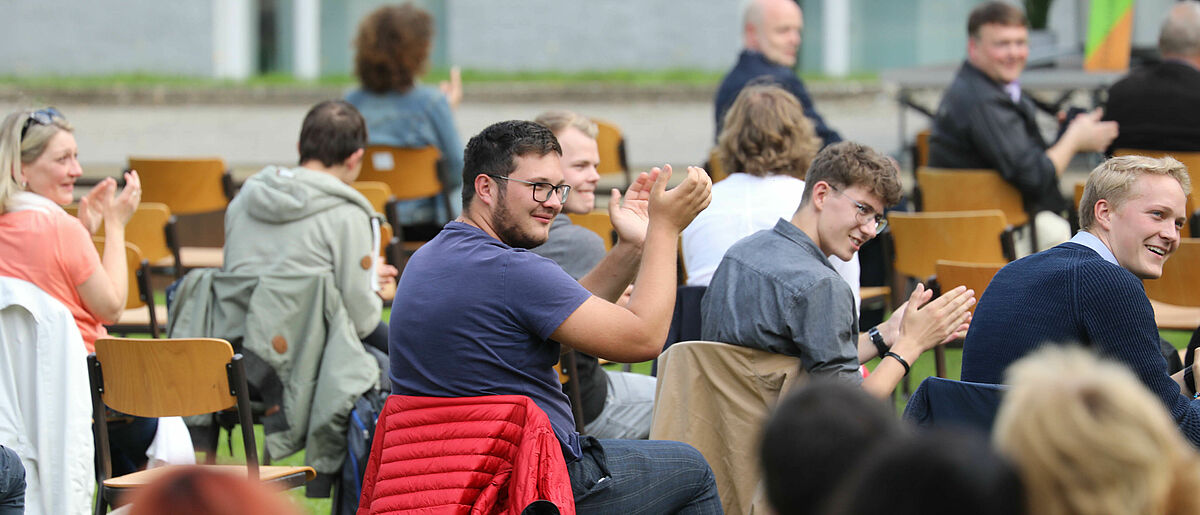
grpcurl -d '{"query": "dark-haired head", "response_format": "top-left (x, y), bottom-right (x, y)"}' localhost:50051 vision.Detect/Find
top-left (297, 100), bottom-right (367, 168)
top-left (759, 379), bottom-right (902, 515)
top-left (823, 429), bottom-right (1026, 515)
top-left (461, 120), bottom-right (561, 210)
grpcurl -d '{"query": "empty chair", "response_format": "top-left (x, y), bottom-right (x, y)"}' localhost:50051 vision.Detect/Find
top-left (88, 336), bottom-right (312, 508)
top-left (357, 145), bottom-right (446, 245)
top-left (127, 157), bottom-right (231, 269)
top-left (888, 210), bottom-right (1012, 377)
top-left (594, 118), bottom-right (631, 187)
top-left (88, 337), bottom-right (314, 514)
top-left (917, 167), bottom-right (1033, 255)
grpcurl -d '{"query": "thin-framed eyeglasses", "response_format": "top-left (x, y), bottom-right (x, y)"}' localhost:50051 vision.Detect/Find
top-left (831, 186), bottom-right (888, 232)
top-left (487, 174), bottom-right (570, 203)
top-left (21, 107), bottom-right (64, 140)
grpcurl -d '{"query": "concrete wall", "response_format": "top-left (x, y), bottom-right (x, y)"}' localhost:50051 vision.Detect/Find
top-left (0, 0), bottom-right (215, 76)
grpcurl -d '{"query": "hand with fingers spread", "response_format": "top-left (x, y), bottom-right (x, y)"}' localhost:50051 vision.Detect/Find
top-left (608, 169), bottom-right (657, 248)
top-left (895, 284), bottom-right (976, 357)
top-left (648, 164), bottom-right (713, 233)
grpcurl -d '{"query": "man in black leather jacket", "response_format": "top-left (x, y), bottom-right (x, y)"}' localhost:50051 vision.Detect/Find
top-left (929, 1), bottom-right (1117, 253)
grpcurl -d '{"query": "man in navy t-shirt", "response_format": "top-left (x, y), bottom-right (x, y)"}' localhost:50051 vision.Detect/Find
top-left (388, 120), bottom-right (721, 513)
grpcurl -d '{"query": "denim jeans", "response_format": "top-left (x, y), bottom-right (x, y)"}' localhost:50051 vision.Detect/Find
top-left (568, 437), bottom-right (721, 514)
top-left (0, 446), bottom-right (25, 514)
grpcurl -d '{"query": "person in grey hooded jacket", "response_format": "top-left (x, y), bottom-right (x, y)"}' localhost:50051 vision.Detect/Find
top-left (223, 100), bottom-right (396, 351)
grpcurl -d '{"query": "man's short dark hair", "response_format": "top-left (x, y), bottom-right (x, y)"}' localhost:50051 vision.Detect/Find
top-left (461, 120), bottom-right (562, 208)
top-left (760, 380), bottom-right (902, 515)
top-left (968, 1), bottom-right (1028, 39)
top-left (800, 141), bottom-right (902, 207)
top-left (298, 100), bottom-right (367, 168)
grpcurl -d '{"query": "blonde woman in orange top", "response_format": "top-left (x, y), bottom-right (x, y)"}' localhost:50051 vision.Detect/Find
top-left (0, 108), bottom-right (140, 352)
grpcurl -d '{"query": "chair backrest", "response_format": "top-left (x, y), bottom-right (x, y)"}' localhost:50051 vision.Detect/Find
top-left (914, 129), bottom-right (931, 168)
top-left (650, 340), bottom-right (804, 515)
top-left (92, 337), bottom-right (239, 417)
top-left (128, 157), bottom-right (230, 215)
top-left (889, 210), bottom-right (1011, 281)
top-left (352, 181), bottom-right (394, 215)
top-left (92, 237), bottom-right (149, 312)
top-left (567, 211), bottom-right (615, 251)
top-left (89, 337), bottom-right (260, 481)
top-left (934, 260), bottom-right (1005, 314)
top-left (357, 145), bottom-right (443, 201)
top-left (917, 167), bottom-right (1029, 227)
top-left (1144, 238), bottom-right (1200, 307)
top-left (902, 376), bottom-right (1008, 434)
top-left (593, 118), bottom-right (628, 176)
top-left (707, 147), bottom-right (729, 183)
top-left (65, 203), bottom-right (174, 265)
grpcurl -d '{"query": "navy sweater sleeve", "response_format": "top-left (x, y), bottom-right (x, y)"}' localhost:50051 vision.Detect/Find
top-left (1078, 261), bottom-right (1200, 446)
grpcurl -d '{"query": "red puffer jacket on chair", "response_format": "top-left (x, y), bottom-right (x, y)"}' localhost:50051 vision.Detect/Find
top-left (357, 394), bottom-right (576, 515)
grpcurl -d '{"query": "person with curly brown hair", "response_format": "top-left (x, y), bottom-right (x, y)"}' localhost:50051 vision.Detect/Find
top-left (346, 2), bottom-right (463, 228)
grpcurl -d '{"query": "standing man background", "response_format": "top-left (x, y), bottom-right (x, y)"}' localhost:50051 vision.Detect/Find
top-left (714, 0), bottom-right (842, 146)
top-left (929, 1), bottom-right (1118, 253)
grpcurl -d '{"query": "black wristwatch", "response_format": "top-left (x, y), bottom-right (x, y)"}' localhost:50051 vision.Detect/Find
top-left (868, 326), bottom-right (889, 359)
top-left (1186, 366), bottom-right (1197, 398)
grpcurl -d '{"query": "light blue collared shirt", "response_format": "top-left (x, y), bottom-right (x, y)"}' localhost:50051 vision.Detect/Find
top-left (1069, 231), bottom-right (1119, 267)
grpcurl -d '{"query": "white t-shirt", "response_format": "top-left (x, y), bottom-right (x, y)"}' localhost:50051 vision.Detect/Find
top-left (681, 173), bottom-right (861, 311)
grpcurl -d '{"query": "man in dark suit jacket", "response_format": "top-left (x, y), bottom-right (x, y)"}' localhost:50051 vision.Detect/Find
top-left (714, 0), bottom-right (841, 146)
top-left (929, 2), bottom-right (1117, 253)
top-left (1104, 2), bottom-right (1200, 153)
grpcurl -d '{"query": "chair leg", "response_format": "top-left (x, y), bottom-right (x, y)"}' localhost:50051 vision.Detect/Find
top-left (94, 491), bottom-right (108, 515)
top-left (934, 346), bottom-right (947, 378)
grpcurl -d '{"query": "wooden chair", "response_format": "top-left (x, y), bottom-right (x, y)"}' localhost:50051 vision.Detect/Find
top-left (887, 210), bottom-right (1013, 377)
top-left (1143, 238), bottom-right (1200, 331)
top-left (357, 145), bottom-right (447, 250)
top-left (1113, 149), bottom-right (1200, 237)
top-left (933, 260), bottom-right (1006, 315)
top-left (352, 181), bottom-right (397, 217)
top-left (92, 238), bottom-right (165, 338)
top-left (594, 118), bottom-right (632, 187)
top-left (914, 129), bottom-right (931, 168)
top-left (706, 147), bottom-right (729, 183)
top-left (69, 202), bottom-right (217, 279)
top-left (88, 337), bottom-right (314, 514)
top-left (567, 211), bottom-right (616, 251)
top-left (916, 167), bottom-right (1034, 255)
top-left (128, 157), bottom-right (231, 268)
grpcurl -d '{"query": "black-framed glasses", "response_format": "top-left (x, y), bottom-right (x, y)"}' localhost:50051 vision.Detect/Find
top-left (487, 174), bottom-right (570, 203)
top-left (21, 107), bottom-right (63, 140)
top-left (831, 186), bottom-right (888, 232)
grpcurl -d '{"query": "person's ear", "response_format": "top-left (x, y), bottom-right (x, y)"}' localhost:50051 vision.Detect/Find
top-left (345, 148), bottom-right (365, 172)
top-left (1094, 198), bottom-right (1114, 231)
top-left (474, 174), bottom-right (498, 206)
top-left (811, 181), bottom-right (831, 211)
